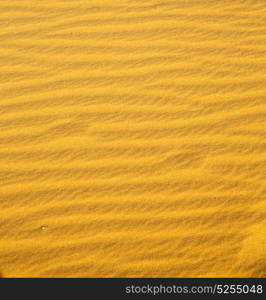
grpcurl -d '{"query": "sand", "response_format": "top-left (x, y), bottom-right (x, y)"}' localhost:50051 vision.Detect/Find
top-left (0, 0), bottom-right (265, 277)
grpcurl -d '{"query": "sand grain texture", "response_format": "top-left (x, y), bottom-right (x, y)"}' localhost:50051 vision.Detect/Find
top-left (0, 0), bottom-right (266, 277)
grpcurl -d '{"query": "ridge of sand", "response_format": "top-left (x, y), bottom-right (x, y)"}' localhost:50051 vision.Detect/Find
top-left (0, 0), bottom-right (265, 277)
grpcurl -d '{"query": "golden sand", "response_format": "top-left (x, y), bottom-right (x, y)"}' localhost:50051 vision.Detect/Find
top-left (0, 0), bottom-right (265, 277)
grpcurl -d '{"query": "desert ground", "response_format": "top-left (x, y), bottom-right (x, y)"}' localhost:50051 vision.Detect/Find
top-left (0, 0), bottom-right (265, 277)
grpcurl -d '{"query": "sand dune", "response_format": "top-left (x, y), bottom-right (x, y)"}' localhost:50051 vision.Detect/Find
top-left (0, 0), bottom-right (265, 277)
